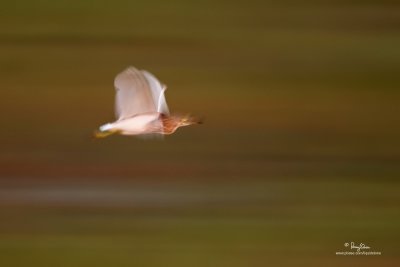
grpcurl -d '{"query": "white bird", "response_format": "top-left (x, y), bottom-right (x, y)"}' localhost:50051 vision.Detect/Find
top-left (94, 66), bottom-right (201, 138)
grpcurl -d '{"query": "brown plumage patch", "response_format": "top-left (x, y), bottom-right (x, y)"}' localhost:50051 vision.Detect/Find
top-left (160, 114), bottom-right (180, 134)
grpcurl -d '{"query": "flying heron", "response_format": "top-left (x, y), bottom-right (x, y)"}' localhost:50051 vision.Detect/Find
top-left (94, 66), bottom-right (201, 138)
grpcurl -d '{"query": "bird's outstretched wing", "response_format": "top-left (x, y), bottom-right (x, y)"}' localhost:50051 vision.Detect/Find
top-left (114, 67), bottom-right (168, 121)
top-left (141, 70), bottom-right (169, 115)
top-left (114, 67), bottom-right (155, 120)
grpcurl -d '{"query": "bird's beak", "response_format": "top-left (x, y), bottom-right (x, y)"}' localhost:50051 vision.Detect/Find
top-left (181, 116), bottom-right (203, 126)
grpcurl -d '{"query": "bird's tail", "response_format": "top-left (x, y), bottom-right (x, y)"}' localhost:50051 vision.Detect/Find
top-left (93, 123), bottom-right (118, 139)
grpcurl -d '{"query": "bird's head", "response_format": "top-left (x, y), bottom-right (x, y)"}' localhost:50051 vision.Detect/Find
top-left (160, 114), bottom-right (203, 134)
top-left (178, 114), bottom-right (203, 127)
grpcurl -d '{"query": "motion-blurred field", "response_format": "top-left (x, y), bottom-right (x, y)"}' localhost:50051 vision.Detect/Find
top-left (1, 0), bottom-right (399, 266)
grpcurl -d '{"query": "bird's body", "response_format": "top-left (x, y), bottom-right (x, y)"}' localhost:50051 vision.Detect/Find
top-left (95, 66), bottom-right (200, 138)
top-left (101, 113), bottom-right (162, 135)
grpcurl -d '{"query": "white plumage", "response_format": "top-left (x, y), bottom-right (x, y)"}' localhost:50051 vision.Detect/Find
top-left (114, 67), bottom-right (169, 120)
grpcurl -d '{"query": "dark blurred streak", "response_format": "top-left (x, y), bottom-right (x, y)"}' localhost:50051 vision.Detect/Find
top-left (0, 34), bottom-right (203, 47)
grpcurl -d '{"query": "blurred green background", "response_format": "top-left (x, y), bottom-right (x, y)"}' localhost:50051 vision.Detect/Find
top-left (0, 0), bottom-right (399, 266)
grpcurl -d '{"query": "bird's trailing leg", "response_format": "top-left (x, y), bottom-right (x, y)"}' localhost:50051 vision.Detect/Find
top-left (93, 129), bottom-right (119, 138)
